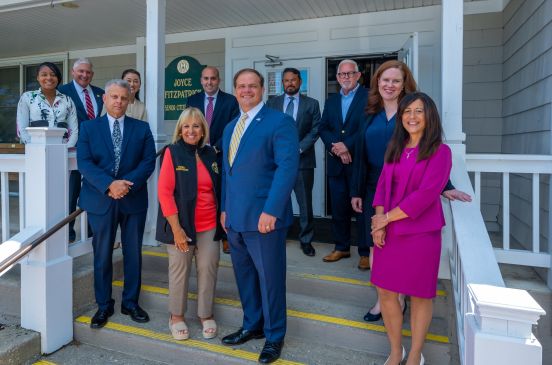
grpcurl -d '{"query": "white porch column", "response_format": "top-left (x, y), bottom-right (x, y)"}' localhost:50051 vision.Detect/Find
top-left (20, 128), bottom-right (73, 354)
top-left (441, 0), bottom-right (466, 150)
top-left (144, 0), bottom-right (167, 245)
top-left (464, 284), bottom-right (545, 365)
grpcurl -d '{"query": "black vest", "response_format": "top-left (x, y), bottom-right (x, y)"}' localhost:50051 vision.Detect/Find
top-left (155, 140), bottom-right (222, 245)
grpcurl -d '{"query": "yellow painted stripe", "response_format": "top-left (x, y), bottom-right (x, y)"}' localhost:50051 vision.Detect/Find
top-left (75, 316), bottom-right (303, 365)
top-left (142, 250), bottom-right (447, 297)
top-left (33, 361), bottom-right (57, 365)
top-left (113, 281), bottom-right (449, 344)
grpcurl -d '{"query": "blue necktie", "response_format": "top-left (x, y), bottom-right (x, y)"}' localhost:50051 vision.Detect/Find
top-left (112, 119), bottom-right (122, 176)
top-left (285, 96), bottom-right (294, 118)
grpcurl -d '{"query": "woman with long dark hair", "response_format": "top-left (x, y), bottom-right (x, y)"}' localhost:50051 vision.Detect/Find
top-left (370, 92), bottom-right (452, 364)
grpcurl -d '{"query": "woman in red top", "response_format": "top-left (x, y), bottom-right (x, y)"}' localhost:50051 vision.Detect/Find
top-left (156, 107), bottom-right (222, 341)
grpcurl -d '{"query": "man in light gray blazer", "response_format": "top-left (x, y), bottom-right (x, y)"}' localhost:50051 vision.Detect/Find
top-left (266, 68), bottom-right (321, 256)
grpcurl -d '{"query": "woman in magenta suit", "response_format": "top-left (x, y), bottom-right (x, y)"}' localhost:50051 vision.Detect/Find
top-left (370, 92), bottom-right (452, 365)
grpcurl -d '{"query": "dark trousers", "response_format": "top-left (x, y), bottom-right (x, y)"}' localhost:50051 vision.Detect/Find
top-left (88, 203), bottom-right (146, 311)
top-left (68, 170), bottom-right (81, 240)
top-left (294, 168), bottom-right (314, 245)
top-left (328, 172), bottom-right (368, 256)
top-left (227, 227), bottom-right (287, 343)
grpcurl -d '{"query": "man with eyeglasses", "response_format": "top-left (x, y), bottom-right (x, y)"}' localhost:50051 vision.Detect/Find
top-left (319, 59), bottom-right (369, 270)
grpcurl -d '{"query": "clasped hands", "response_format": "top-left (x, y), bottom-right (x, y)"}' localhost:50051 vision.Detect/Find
top-left (331, 142), bottom-right (352, 165)
top-left (371, 213), bottom-right (389, 249)
top-left (108, 180), bottom-right (133, 200)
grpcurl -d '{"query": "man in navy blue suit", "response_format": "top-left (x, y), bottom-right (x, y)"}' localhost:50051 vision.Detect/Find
top-left (220, 69), bottom-right (299, 364)
top-left (319, 59), bottom-right (369, 270)
top-left (187, 66), bottom-right (239, 254)
top-left (77, 79), bottom-right (156, 329)
top-left (59, 58), bottom-right (104, 242)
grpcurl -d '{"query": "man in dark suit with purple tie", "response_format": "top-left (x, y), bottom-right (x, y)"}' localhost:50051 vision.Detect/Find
top-left (187, 66), bottom-right (239, 254)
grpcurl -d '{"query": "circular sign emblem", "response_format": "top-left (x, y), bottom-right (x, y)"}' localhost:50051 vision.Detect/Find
top-left (177, 60), bottom-right (189, 74)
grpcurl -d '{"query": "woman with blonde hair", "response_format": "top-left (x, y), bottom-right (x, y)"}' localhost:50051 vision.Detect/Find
top-left (156, 107), bottom-right (222, 340)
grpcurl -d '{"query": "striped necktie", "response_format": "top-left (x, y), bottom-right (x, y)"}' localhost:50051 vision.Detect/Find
top-left (83, 88), bottom-right (95, 120)
top-left (228, 113), bottom-right (248, 166)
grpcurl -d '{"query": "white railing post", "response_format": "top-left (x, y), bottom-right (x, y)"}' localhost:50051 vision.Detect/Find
top-left (19, 127), bottom-right (73, 354)
top-left (464, 284), bottom-right (546, 365)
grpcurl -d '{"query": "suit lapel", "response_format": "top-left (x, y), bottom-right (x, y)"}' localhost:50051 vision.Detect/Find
top-left (296, 95), bottom-right (306, 125)
top-left (100, 116), bottom-right (115, 159)
top-left (395, 156), bottom-right (425, 205)
top-left (92, 87), bottom-right (103, 117)
top-left (212, 91), bottom-right (223, 121)
top-left (232, 107), bottom-right (265, 165)
top-left (69, 82), bottom-right (87, 117)
top-left (343, 87), bottom-right (363, 125)
top-left (120, 118), bottom-right (134, 158)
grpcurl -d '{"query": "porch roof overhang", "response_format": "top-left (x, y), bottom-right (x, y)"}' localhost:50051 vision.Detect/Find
top-left (0, 0), bottom-right (509, 59)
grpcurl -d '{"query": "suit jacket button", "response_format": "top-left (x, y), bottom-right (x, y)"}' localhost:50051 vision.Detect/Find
top-left (341, 130), bottom-right (345, 134)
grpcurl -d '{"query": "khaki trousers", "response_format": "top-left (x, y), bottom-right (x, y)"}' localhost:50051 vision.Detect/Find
top-left (166, 228), bottom-right (220, 318)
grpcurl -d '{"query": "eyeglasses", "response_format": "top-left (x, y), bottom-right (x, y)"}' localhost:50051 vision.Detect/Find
top-left (403, 108), bottom-right (424, 116)
top-left (337, 71), bottom-right (358, 79)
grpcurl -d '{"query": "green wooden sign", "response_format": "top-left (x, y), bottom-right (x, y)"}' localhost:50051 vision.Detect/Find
top-left (164, 56), bottom-right (205, 120)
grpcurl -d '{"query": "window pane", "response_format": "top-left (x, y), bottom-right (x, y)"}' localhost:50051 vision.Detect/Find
top-left (0, 67), bottom-right (20, 143)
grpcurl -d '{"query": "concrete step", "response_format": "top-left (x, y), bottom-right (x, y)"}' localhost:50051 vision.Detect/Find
top-left (74, 307), bottom-right (386, 365)
top-left (0, 313), bottom-right (40, 365)
top-left (141, 242), bottom-right (451, 319)
top-left (112, 278), bottom-right (451, 364)
top-left (27, 343), bottom-right (169, 365)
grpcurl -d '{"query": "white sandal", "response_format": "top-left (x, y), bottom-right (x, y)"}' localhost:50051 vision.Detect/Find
top-left (201, 319), bottom-right (217, 339)
top-left (169, 319), bottom-right (189, 340)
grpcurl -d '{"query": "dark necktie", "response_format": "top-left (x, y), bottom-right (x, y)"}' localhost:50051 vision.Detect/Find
top-left (83, 88), bottom-right (95, 120)
top-left (206, 96), bottom-right (214, 127)
top-left (112, 120), bottom-right (122, 176)
top-left (285, 96), bottom-right (294, 118)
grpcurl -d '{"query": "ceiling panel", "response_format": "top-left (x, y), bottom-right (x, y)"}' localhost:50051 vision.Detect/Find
top-left (0, 0), bottom-right (486, 59)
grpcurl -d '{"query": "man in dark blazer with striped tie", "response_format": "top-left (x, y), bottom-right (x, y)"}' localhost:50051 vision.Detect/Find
top-left (266, 67), bottom-right (321, 257)
top-left (77, 79), bottom-right (156, 329)
top-left (220, 68), bottom-right (299, 363)
top-left (59, 58), bottom-right (104, 242)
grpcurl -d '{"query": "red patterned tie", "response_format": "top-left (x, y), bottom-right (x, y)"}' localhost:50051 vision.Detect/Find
top-left (83, 88), bottom-right (95, 120)
top-left (205, 96), bottom-right (214, 127)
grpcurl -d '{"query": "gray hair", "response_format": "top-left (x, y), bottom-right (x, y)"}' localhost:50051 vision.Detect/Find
top-left (73, 58), bottom-right (93, 70)
top-left (105, 79), bottom-right (131, 94)
top-left (337, 59), bottom-right (359, 72)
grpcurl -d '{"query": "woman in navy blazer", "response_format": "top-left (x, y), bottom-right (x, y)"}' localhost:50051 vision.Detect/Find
top-left (370, 92), bottom-right (452, 365)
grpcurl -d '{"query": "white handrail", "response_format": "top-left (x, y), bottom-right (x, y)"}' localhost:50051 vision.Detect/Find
top-left (447, 152), bottom-right (545, 364)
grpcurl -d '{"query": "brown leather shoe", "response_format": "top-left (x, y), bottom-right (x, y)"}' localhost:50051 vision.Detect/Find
top-left (222, 239), bottom-right (230, 254)
top-left (323, 250), bottom-right (351, 262)
top-left (358, 256), bottom-right (370, 271)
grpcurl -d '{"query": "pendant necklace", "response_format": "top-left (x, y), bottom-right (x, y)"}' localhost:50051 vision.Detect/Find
top-left (405, 148), bottom-right (415, 159)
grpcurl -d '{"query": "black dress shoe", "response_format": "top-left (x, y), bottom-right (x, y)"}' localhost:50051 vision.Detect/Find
top-left (121, 304), bottom-right (150, 323)
top-left (258, 340), bottom-right (284, 363)
top-left (300, 242), bottom-right (315, 257)
top-left (221, 328), bottom-right (265, 345)
top-left (90, 307), bottom-right (114, 328)
top-left (363, 309), bottom-right (382, 322)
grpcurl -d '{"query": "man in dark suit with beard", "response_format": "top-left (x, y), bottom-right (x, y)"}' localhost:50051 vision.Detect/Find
top-left (266, 68), bottom-right (320, 257)
top-left (187, 66), bottom-right (239, 254)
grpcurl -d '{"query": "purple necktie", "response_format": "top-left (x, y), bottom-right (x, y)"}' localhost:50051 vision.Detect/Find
top-left (206, 96), bottom-right (214, 127)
